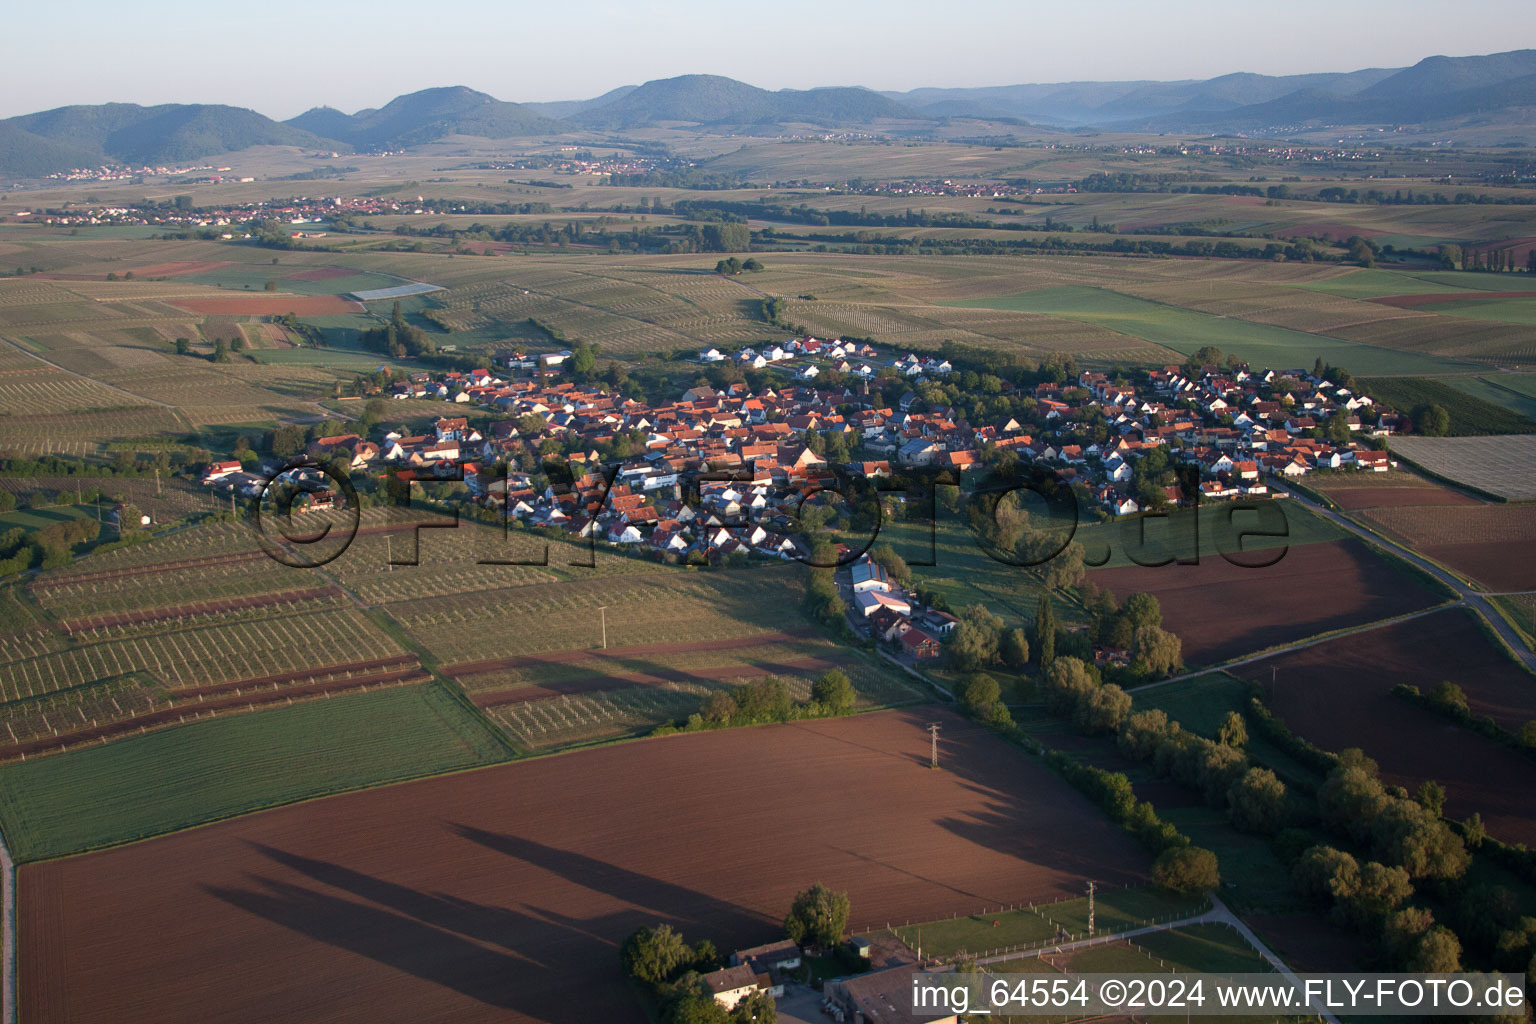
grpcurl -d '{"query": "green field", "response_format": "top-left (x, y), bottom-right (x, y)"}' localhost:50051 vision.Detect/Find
top-left (1413, 296), bottom-right (1536, 327)
top-left (947, 285), bottom-right (1479, 376)
top-left (0, 683), bottom-right (509, 861)
top-left (883, 886), bottom-right (1206, 958)
top-left (1360, 375), bottom-right (1536, 434)
top-left (1442, 374), bottom-right (1536, 420)
top-left (1288, 267), bottom-right (1478, 299)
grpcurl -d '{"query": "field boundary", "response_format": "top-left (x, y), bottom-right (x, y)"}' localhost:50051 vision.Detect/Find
top-left (0, 820), bottom-right (13, 1024)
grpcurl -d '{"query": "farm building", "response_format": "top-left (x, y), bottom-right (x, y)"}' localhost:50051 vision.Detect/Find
top-left (701, 964), bottom-right (769, 1009)
top-left (828, 963), bottom-right (957, 1024)
top-left (900, 627), bottom-right (942, 660)
top-left (850, 559), bottom-right (891, 593)
top-left (854, 590), bottom-right (911, 619)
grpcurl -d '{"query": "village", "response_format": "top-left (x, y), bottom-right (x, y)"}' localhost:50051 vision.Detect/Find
top-left (199, 334), bottom-right (1401, 669)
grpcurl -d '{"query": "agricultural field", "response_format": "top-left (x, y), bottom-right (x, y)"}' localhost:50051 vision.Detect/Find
top-left (1358, 376), bottom-right (1536, 434)
top-left (18, 709), bottom-right (1149, 1023)
top-left (0, 682), bottom-right (508, 861)
top-left (1355, 500), bottom-right (1536, 592)
top-left (1233, 608), bottom-right (1536, 845)
top-left (1388, 434), bottom-right (1536, 500)
top-left (1090, 537), bottom-right (1446, 666)
top-left (945, 285), bottom-right (1483, 376)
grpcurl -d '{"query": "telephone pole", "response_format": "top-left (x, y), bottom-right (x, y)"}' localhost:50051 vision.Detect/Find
top-left (927, 721), bottom-right (941, 769)
top-left (1087, 880), bottom-right (1096, 937)
top-left (598, 605), bottom-right (608, 650)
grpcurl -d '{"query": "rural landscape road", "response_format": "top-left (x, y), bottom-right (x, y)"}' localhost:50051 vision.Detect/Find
top-left (1276, 481), bottom-right (1536, 671)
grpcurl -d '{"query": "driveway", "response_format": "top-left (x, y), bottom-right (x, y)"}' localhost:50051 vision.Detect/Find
top-left (775, 981), bottom-right (828, 1024)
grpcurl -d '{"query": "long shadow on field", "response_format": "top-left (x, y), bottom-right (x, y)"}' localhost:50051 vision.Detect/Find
top-left (451, 824), bottom-right (770, 940)
top-left (204, 875), bottom-right (524, 1010)
top-left (914, 712), bottom-right (1149, 890)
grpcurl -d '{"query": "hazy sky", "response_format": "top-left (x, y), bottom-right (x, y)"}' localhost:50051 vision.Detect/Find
top-left (4, 0), bottom-right (1533, 118)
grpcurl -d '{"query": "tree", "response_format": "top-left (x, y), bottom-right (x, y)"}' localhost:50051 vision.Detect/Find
top-left (960, 673), bottom-right (1002, 717)
top-left (1152, 846), bottom-right (1219, 894)
top-left (230, 335), bottom-right (246, 353)
top-left (1041, 656), bottom-right (1096, 716)
top-left (1409, 926), bottom-right (1463, 973)
top-left (570, 342), bottom-right (598, 379)
top-left (1415, 780), bottom-right (1446, 817)
top-left (1412, 403), bottom-right (1451, 437)
top-left (784, 884), bottom-right (850, 947)
top-left (950, 604), bottom-right (1003, 671)
top-left (174, 337), bottom-right (190, 356)
top-left (1217, 711), bottom-right (1247, 748)
top-left (701, 222), bottom-right (750, 252)
top-left (1293, 846), bottom-right (1360, 904)
top-left (1383, 906), bottom-right (1436, 961)
top-left (812, 669), bottom-right (855, 714)
top-left (1372, 800), bottom-right (1470, 881)
top-left (1227, 767), bottom-right (1287, 834)
top-left (1074, 683), bottom-right (1131, 734)
top-left (1131, 624), bottom-right (1181, 677)
top-left (264, 279), bottom-right (277, 291)
top-left (621, 924), bottom-right (693, 986)
top-left (212, 338), bottom-right (230, 363)
top-left (1429, 681), bottom-right (1468, 713)
top-left (668, 990), bottom-right (731, 1024)
top-left (1000, 628), bottom-right (1030, 669)
top-left (1034, 593), bottom-right (1056, 667)
top-left (730, 989), bottom-right (776, 1024)
top-left (869, 544), bottom-right (910, 586)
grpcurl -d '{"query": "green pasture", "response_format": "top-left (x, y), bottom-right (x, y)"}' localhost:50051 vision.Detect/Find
top-left (945, 285), bottom-right (1478, 376)
top-left (1442, 375), bottom-right (1536, 420)
top-left (0, 682), bottom-right (509, 861)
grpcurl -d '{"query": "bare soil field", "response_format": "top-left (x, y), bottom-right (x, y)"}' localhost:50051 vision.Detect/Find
top-left (168, 295), bottom-right (364, 315)
top-left (1322, 486), bottom-right (1481, 511)
top-left (1233, 608), bottom-right (1536, 845)
top-left (19, 708), bottom-right (1147, 1024)
top-left (1358, 503), bottom-right (1536, 591)
top-left (1089, 538), bottom-right (1441, 665)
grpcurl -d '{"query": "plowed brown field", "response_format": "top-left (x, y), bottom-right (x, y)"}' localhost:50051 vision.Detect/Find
top-left (1234, 608), bottom-right (1536, 845)
top-left (1089, 538), bottom-right (1441, 665)
top-left (19, 709), bottom-right (1147, 1024)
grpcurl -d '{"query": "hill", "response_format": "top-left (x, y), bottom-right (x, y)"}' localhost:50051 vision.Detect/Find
top-left (570, 74), bottom-right (923, 127)
top-left (284, 86), bottom-right (566, 149)
top-left (522, 85), bottom-right (638, 121)
top-left (0, 103), bottom-right (340, 175)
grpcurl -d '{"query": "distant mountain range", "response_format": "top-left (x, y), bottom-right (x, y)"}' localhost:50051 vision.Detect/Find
top-left (4, 50), bottom-right (1536, 178)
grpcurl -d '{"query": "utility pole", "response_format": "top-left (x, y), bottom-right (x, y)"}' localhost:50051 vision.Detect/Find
top-left (597, 605), bottom-right (608, 649)
top-left (386, 534), bottom-right (392, 571)
top-left (1087, 880), bottom-right (1096, 937)
top-left (928, 721), bottom-right (941, 769)
top-left (154, 466), bottom-right (161, 497)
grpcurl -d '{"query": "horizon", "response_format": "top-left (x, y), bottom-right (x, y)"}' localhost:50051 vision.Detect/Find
top-left (3, 0), bottom-right (1534, 119)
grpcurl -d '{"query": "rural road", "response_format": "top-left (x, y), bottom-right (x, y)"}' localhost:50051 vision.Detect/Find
top-left (1275, 480), bottom-right (1536, 671)
top-left (970, 896), bottom-right (1340, 1024)
top-left (1130, 601), bottom-right (1464, 693)
top-left (1, 822), bottom-right (14, 1024)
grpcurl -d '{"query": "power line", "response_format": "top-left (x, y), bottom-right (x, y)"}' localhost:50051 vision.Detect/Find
top-left (927, 721), bottom-right (941, 769)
